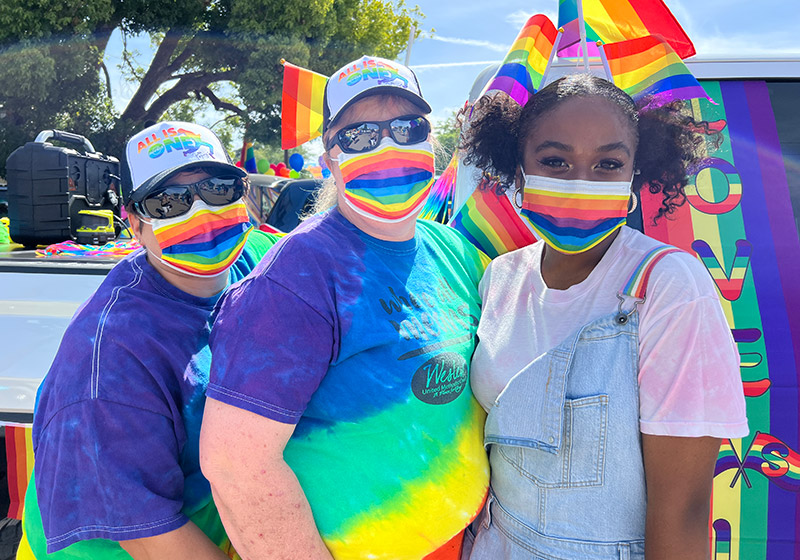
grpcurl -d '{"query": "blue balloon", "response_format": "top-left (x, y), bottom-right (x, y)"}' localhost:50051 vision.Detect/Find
top-left (289, 153), bottom-right (305, 172)
top-left (321, 168), bottom-right (331, 178)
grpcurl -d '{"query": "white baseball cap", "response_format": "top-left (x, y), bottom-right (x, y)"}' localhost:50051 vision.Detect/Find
top-left (124, 121), bottom-right (245, 202)
top-left (323, 56), bottom-right (432, 134)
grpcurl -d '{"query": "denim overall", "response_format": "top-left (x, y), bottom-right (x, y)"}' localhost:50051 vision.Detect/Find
top-left (467, 246), bottom-right (679, 560)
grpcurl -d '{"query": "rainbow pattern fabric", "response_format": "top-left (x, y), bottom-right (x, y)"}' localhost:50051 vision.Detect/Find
top-left (602, 35), bottom-right (714, 106)
top-left (448, 178), bottom-right (536, 259)
top-left (639, 80), bottom-right (800, 558)
top-left (482, 14), bottom-right (558, 106)
top-left (620, 246), bottom-right (683, 299)
top-left (519, 178), bottom-right (629, 254)
top-left (419, 151), bottom-right (457, 223)
top-left (281, 61), bottom-right (328, 150)
top-left (155, 202), bottom-right (252, 276)
top-left (338, 141), bottom-right (434, 223)
top-left (557, 0), bottom-right (695, 59)
top-left (5, 425), bottom-right (33, 520)
top-left (36, 239), bottom-right (140, 258)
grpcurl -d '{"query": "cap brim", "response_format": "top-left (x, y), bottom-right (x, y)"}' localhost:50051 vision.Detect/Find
top-left (324, 87), bottom-right (432, 134)
top-left (129, 161), bottom-right (247, 202)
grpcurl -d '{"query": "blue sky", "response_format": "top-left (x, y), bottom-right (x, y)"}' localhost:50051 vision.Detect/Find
top-left (408, 0), bottom-right (800, 122)
top-left (104, 0), bottom-right (800, 153)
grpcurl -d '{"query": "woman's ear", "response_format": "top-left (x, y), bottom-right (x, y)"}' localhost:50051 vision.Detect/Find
top-left (127, 211), bottom-right (144, 242)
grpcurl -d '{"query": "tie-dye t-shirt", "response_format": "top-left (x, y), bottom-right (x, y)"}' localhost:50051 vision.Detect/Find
top-left (22, 230), bottom-right (280, 558)
top-left (208, 208), bottom-right (490, 560)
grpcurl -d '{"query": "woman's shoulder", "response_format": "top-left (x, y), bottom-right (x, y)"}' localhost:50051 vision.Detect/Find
top-left (416, 219), bottom-right (492, 270)
top-left (484, 241), bottom-right (542, 276)
top-left (620, 227), bottom-right (719, 305)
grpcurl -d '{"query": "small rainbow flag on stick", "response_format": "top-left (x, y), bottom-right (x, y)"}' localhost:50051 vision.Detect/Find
top-left (602, 35), bottom-right (714, 106)
top-left (419, 151), bottom-right (458, 223)
top-left (557, 0), bottom-right (695, 59)
top-left (5, 425), bottom-right (33, 519)
top-left (240, 140), bottom-right (257, 173)
top-left (449, 178), bottom-right (537, 259)
top-left (482, 14), bottom-right (558, 107)
top-left (281, 60), bottom-right (328, 150)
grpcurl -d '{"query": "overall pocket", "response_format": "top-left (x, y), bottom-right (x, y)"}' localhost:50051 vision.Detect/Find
top-left (496, 394), bottom-right (608, 488)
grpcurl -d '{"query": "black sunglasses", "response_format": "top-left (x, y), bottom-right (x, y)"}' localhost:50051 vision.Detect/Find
top-left (134, 176), bottom-right (247, 220)
top-left (326, 115), bottom-right (430, 154)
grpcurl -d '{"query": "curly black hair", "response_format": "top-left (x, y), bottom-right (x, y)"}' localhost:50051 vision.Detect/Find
top-left (461, 73), bottom-right (715, 222)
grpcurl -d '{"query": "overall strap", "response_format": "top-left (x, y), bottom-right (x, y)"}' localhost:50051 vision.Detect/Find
top-left (615, 245), bottom-right (683, 324)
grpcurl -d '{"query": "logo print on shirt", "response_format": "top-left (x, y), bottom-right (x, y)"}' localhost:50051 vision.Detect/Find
top-left (377, 278), bottom-right (477, 406)
top-left (411, 352), bottom-right (468, 405)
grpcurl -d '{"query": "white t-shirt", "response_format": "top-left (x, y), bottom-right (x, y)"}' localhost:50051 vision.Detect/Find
top-left (471, 226), bottom-right (749, 438)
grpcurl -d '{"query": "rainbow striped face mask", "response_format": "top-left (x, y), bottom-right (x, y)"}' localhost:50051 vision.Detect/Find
top-left (147, 199), bottom-right (253, 277)
top-left (519, 174), bottom-right (632, 254)
top-left (336, 137), bottom-right (434, 223)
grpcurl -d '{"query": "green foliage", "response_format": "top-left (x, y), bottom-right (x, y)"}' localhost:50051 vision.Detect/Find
top-left (0, 0), bottom-right (423, 177)
top-left (432, 109), bottom-right (462, 175)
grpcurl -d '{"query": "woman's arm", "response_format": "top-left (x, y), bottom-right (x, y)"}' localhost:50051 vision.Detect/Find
top-left (642, 434), bottom-right (721, 560)
top-left (120, 522), bottom-right (228, 560)
top-left (200, 397), bottom-right (334, 560)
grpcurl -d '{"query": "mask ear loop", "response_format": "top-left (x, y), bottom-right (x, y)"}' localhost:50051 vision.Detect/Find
top-left (515, 164), bottom-right (526, 208)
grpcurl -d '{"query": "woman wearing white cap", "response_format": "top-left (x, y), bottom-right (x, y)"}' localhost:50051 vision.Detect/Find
top-left (201, 56), bottom-right (490, 560)
top-left (20, 122), bottom-right (281, 559)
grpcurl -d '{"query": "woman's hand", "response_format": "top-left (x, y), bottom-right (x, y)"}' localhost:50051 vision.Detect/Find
top-left (642, 434), bottom-right (722, 560)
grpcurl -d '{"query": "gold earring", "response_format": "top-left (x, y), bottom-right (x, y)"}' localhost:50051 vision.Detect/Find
top-left (628, 193), bottom-right (638, 214)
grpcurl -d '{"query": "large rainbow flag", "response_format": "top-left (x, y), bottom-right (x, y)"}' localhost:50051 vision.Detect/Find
top-left (481, 14), bottom-right (558, 107)
top-left (602, 35), bottom-right (713, 105)
top-left (639, 80), bottom-right (800, 558)
top-left (557, 0), bottom-right (695, 59)
top-left (281, 61), bottom-right (328, 150)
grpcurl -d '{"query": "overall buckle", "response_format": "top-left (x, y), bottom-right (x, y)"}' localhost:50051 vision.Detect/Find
top-left (615, 294), bottom-right (644, 325)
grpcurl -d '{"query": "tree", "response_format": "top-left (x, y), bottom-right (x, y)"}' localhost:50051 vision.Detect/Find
top-left (433, 109), bottom-right (462, 175)
top-left (0, 0), bottom-right (423, 176)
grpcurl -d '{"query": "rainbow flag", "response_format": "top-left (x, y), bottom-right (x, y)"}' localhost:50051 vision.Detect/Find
top-left (449, 178), bottom-right (537, 259)
top-left (281, 61), bottom-right (328, 150)
top-left (5, 425), bottom-right (34, 519)
top-left (639, 80), bottom-right (800, 558)
top-left (482, 14), bottom-right (558, 107)
top-left (602, 35), bottom-right (713, 106)
top-left (557, 0), bottom-right (695, 59)
top-left (240, 140), bottom-right (257, 173)
top-left (419, 151), bottom-right (457, 223)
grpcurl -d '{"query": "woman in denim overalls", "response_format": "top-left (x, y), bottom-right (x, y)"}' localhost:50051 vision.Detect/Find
top-left (462, 75), bottom-right (748, 559)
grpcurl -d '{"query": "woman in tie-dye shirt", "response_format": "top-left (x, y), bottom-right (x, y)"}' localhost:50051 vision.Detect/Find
top-left (20, 121), bottom-right (281, 559)
top-left (201, 56), bottom-right (490, 560)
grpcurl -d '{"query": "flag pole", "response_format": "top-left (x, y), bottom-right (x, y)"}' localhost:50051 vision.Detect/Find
top-left (577, 0), bottom-right (590, 71)
top-left (540, 28), bottom-right (564, 88)
top-left (405, 25), bottom-right (417, 66)
top-left (597, 41), bottom-right (613, 82)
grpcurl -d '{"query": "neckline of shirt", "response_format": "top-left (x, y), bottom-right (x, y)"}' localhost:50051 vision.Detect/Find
top-left (529, 226), bottom-right (632, 304)
top-left (134, 251), bottom-right (224, 309)
top-left (330, 207), bottom-right (419, 255)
